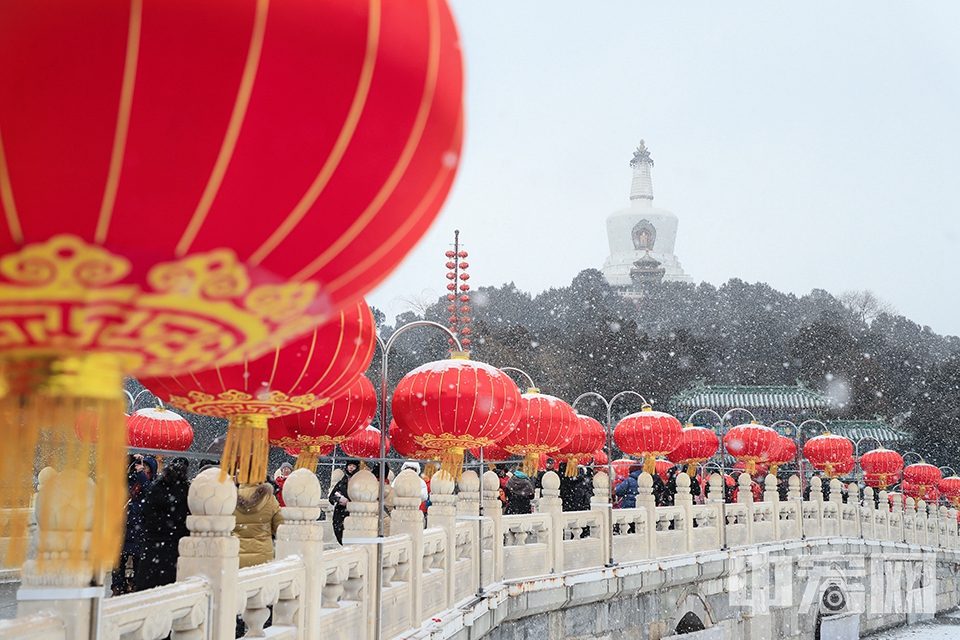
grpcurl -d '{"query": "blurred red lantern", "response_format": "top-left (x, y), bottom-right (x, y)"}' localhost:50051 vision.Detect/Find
top-left (724, 423), bottom-right (779, 476)
top-left (0, 0), bottom-right (463, 572)
top-left (592, 450), bottom-right (609, 467)
top-left (614, 406), bottom-right (683, 475)
top-left (143, 300), bottom-right (376, 483)
top-left (668, 425), bottom-right (719, 475)
top-left (865, 471), bottom-right (901, 489)
top-left (126, 407), bottom-right (194, 452)
top-left (767, 436), bottom-right (797, 473)
top-left (612, 458), bottom-right (637, 481)
top-left (860, 448), bottom-right (904, 490)
top-left (902, 482), bottom-right (940, 503)
top-left (939, 477), bottom-right (960, 507)
top-left (500, 390), bottom-right (577, 476)
top-left (391, 355), bottom-right (521, 477)
top-left (655, 459), bottom-right (676, 481)
top-left (557, 415), bottom-right (606, 476)
top-left (733, 460), bottom-right (769, 477)
top-left (903, 463), bottom-right (942, 492)
top-left (833, 456), bottom-right (856, 477)
top-left (469, 442), bottom-right (513, 463)
top-left (271, 375), bottom-right (377, 472)
top-left (803, 433), bottom-right (854, 478)
top-left (342, 425), bottom-right (388, 460)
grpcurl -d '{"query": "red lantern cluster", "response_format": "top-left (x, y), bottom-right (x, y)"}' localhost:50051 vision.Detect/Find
top-left (501, 391), bottom-right (577, 476)
top-left (557, 415), bottom-right (606, 476)
top-left (444, 232), bottom-right (472, 349)
top-left (723, 423), bottom-right (779, 476)
top-left (126, 407), bottom-right (194, 452)
top-left (391, 355), bottom-right (521, 477)
top-left (860, 448), bottom-right (904, 490)
top-left (803, 433), bottom-right (854, 478)
top-left (614, 406), bottom-right (683, 475)
top-left (668, 425), bottom-right (719, 475)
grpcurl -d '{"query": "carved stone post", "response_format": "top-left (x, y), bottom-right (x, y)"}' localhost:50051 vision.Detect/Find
top-left (457, 471), bottom-right (481, 595)
top-left (591, 471), bottom-right (611, 565)
top-left (343, 469), bottom-right (382, 640)
top-left (707, 474), bottom-right (724, 503)
top-left (275, 469), bottom-right (324, 640)
top-left (481, 471), bottom-right (503, 583)
top-left (788, 475), bottom-right (802, 501)
top-left (810, 476), bottom-right (823, 502)
top-left (389, 469), bottom-right (426, 628)
top-left (863, 487), bottom-right (875, 539)
top-left (829, 479), bottom-right (843, 507)
top-left (737, 473), bottom-right (753, 504)
top-left (537, 471), bottom-right (563, 573)
top-left (637, 472), bottom-right (656, 558)
top-left (177, 468), bottom-right (239, 640)
top-left (764, 474), bottom-right (779, 503)
top-left (426, 471), bottom-right (457, 607)
top-left (17, 470), bottom-right (99, 640)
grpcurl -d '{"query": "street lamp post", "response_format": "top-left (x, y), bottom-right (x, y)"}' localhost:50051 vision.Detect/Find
top-left (571, 390), bottom-right (647, 567)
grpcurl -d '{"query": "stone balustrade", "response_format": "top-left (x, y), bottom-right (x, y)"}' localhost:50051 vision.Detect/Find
top-left (1, 468), bottom-right (959, 640)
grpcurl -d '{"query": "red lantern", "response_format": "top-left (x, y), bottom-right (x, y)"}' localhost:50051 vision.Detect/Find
top-left (612, 458), bottom-right (638, 481)
top-left (342, 425), bottom-right (388, 460)
top-left (592, 450), bottom-right (609, 467)
top-left (939, 477), bottom-right (960, 507)
top-left (860, 448), bottom-right (904, 490)
top-left (271, 375), bottom-right (377, 472)
top-left (724, 423), bottom-right (779, 476)
top-left (833, 456), bottom-right (856, 477)
top-left (143, 300), bottom-right (376, 483)
top-left (902, 482), bottom-right (940, 503)
top-left (803, 433), bottom-right (854, 478)
top-left (903, 463), bottom-right (942, 494)
top-left (668, 425), bottom-right (719, 475)
top-left (865, 471), bottom-right (901, 489)
top-left (500, 390), bottom-right (577, 476)
top-left (733, 460), bottom-right (769, 477)
top-left (469, 442), bottom-right (513, 463)
top-left (126, 407), bottom-right (194, 451)
top-left (557, 415), bottom-right (606, 476)
top-left (614, 406), bottom-right (683, 475)
top-left (767, 436), bottom-right (797, 473)
top-left (389, 420), bottom-right (437, 461)
top-left (391, 355), bottom-right (521, 478)
top-left (654, 459), bottom-right (676, 481)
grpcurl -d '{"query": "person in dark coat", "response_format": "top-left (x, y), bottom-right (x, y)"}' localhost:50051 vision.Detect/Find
top-left (112, 454), bottom-right (156, 594)
top-left (614, 469), bottom-right (641, 509)
top-left (330, 459), bottom-right (360, 544)
top-left (135, 457), bottom-right (190, 591)
top-left (534, 458), bottom-right (556, 489)
top-left (558, 463), bottom-right (593, 512)
top-left (504, 471), bottom-right (535, 514)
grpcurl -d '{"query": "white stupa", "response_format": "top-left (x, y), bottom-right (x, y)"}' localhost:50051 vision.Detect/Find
top-left (602, 141), bottom-right (692, 292)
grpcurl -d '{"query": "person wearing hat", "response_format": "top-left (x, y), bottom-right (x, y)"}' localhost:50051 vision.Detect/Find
top-left (400, 461), bottom-right (429, 508)
top-left (329, 459), bottom-right (360, 544)
top-left (273, 462), bottom-right (294, 507)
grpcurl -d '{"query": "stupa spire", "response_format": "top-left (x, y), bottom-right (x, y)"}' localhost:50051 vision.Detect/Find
top-left (629, 140), bottom-right (654, 202)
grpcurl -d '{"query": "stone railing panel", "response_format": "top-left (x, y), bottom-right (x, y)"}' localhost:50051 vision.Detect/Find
top-left (689, 504), bottom-right (722, 552)
top-left (775, 500), bottom-right (801, 541)
top-left (0, 614), bottom-right (66, 640)
top-left (421, 528), bottom-right (448, 619)
top-left (653, 506), bottom-right (688, 556)
top-left (101, 577), bottom-right (209, 640)
top-left (453, 522), bottom-right (476, 603)
top-left (318, 547), bottom-right (367, 640)
top-left (560, 510), bottom-right (603, 571)
top-left (502, 514), bottom-right (552, 580)
top-left (236, 556), bottom-right (304, 640)
top-left (380, 537), bottom-right (413, 640)
top-left (611, 507), bottom-right (650, 562)
top-left (750, 501), bottom-right (776, 544)
top-left (724, 503), bottom-right (750, 548)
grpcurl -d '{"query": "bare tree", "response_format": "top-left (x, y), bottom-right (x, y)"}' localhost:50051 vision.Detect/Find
top-left (839, 290), bottom-right (896, 324)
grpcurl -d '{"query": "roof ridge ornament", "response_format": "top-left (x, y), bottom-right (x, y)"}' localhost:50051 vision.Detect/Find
top-left (630, 140), bottom-right (654, 167)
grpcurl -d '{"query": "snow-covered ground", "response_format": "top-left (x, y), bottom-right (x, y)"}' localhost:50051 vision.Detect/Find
top-left (867, 611), bottom-right (960, 638)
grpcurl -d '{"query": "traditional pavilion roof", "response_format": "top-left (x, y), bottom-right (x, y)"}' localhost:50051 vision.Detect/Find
top-left (670, 384), bottom-right (831, 411)
top-left (823, 420), bottom-right (910, 445)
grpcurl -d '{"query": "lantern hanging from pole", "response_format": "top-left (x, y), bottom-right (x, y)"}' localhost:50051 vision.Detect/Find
top-left (391, 354), bottom-right (522, 478)
top-left (342, 425), bottom-right (389, 460)
top-left (723, 422), bottom-right (780, 476)
top-left (903, 463), bottom-right (942, 496)
top-left (803, 433), bottom-right (854, 478)
top-left (938, 477), bottom-right (960, 507)
top-left (143, 301), bottom-right (376, 483)
top-left (499, 389), bottom-right (578, 476)
top-left (859, 448), bottom-right (904, 490)
top-left (766, 436), bottom-right (797, 475)
top-left (668, 424), bottom-right (719, 476)
top-left (271, 375), bottom-right (377, 473)
top-left (126, 407), bottom-right (194, 452)
top-left (557, 415), bottom-right (606, 477)
top-left (614, 406), bottom-right (684, 476)
top-left (654, 459), bottom-right (675, 482)
top-left (0, 0), bottom-right (464, 574)
top-left (832, 456), bottom-right (855, 478)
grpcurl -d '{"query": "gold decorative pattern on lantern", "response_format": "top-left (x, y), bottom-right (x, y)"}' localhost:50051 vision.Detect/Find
top-left (169, 388), bottom-right (329, 418)
top-left (0, 235), bottom-right (329, 376)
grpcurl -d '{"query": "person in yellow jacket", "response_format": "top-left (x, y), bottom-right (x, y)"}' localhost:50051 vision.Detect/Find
top-left (232, 482), bottom-right (283, 568)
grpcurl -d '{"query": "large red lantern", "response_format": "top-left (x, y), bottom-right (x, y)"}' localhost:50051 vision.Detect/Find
top-left (271, 375), bottom-right (377, 473)
top-left (767, 436), bottom-right (797, 474)
top-left (0, 0), bottom-right (463, 572)
top-left (833, 457), bottom-right (855, 478)
top-left (143, 300), bottom-right (375, 483)
top-left (126, 407), bottom-right (194, 451)
top-left (391, 355), bottom-right (522, 477)
top-left (939, 477), bottom-right (960, 507)
top-left (865, 472), bottom-right (901, 489)
top-left (390, 420), bottom-right (438, 461)
top-left (500, 390), bottom-right (578, 476)
top-left (342, 425), bottom-right (389, 460)
top-left (903, 463), bottom-right (942, 494)
top-left (614, 406), bottom-right (683, 475)
top-left (557, 415), bottom-right (606, 476)
top-left (723, 423), bottom-right (779, 476)
top-left (668, 425), bottom-right (719, 475)
top-left (902, 482), bottom-right (940, 503)
top-left (803, 433), bottom-right (854, 478)
top-left (860, 448), bottom-right (903, 490)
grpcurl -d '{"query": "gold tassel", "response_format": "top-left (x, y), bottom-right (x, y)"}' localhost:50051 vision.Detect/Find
top-left (0, 355), bottom-right (126, 574)
top-left (686, 463), bottom-right (697, 477)
top-left (745, 459), bottom-right (756, 476)
top-left (440, 447), bottom-right (465, 481)
top-left (522, 452), bottom-right (539, 477)
top-left (643, 456), bottom-right (656, 476)
top-left (770, 464), bottom-right (779, 476)
top-left (294, 448), bottom-right (320, 473)
top-left (564, 458), bottom-right (578, 477)
top-left (221, 414), bottom-right (269, 484)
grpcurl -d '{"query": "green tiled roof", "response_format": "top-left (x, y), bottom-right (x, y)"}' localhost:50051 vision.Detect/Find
top-left (671, 385), bottom-right (831, 410)
top-left (824, 420), bottom-right (910, 445)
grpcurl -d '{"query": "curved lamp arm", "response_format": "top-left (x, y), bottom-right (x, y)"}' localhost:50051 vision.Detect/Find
top-left (902, 451), bottom-right (924, 466)
top-left (721, 407), bottom-right (758, 425)
top-left (688, 408), bottom-right (723, 427)
top-left (500, 366), bottom-right (537, 391)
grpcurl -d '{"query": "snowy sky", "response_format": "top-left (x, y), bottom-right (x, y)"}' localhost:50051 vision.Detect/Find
top-left (367, 2), bottom-right (960, 338)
